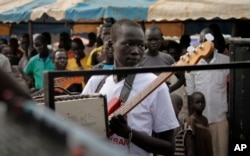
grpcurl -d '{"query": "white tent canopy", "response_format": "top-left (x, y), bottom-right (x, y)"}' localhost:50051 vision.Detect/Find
top-left (0, 0), bottom-right (249, 23)
top-left (148, 0), bottom-right (250, 21)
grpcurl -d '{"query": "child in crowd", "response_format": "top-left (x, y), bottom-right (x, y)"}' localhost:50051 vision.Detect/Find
top-left (171, 93), bottom-right (194, 156)
top-left (187, 92), bottom-right (213, 156)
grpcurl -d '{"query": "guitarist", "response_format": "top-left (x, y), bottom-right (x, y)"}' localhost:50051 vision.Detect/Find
top-left (82, 19), bottom-right (179, 156)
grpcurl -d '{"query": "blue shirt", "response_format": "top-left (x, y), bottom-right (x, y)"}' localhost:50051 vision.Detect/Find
top-left (103, 64), bottom-right (114, 69)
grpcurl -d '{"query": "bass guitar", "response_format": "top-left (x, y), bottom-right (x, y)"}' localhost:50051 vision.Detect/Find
top-left (108, 41), bottom-right (214, 121)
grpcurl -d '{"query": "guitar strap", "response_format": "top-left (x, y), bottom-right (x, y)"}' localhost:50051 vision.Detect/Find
top-left (95, 75), bottom-right (109, 93)
top-left (119, 74), bottom-right (136, 103)
top-left (95, 74), bottom-right (136, 103)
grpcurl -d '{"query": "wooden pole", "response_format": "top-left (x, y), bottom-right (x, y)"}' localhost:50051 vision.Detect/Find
top-left (28, 21), bottom-right (33, 48)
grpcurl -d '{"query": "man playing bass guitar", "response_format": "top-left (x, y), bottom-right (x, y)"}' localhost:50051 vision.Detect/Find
top-left (82, 19), bottom-right (179, 156)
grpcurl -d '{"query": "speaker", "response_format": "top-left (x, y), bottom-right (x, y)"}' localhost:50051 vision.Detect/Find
top-left (229, 38), bottom-right (250, 155)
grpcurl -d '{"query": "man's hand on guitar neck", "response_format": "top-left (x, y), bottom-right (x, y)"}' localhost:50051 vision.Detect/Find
top-left (109, 115), bottom-right (130, 139)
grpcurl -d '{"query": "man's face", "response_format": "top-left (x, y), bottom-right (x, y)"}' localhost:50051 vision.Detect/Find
top-left (145, 29), bottom-right (162, 53)
top-left (54, 51), bottom-right (68, 70)
top-left (112, 25), bottom-right (145, 67)
top-left (2, 46), bottom-right (12, 59)
top-left (101, 27), bottom-right (111, 42)
top-left (192, 94), bottom-right (206, 113)
top-left (102, 41), bottom-right (114, 62)
top-left (71, 42), bottom-right (84, 59)
top-left (20, 38), bottom-right (29, 51)
top-left (34, 39), bottom-right (47, 55)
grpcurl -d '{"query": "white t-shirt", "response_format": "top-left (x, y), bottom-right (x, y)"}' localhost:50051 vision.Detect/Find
top-left (0, 54), bottom-right (11, 72)
top-left (82, 73), bottom-right (179, 156)
top-left (185, 50), bottom-right (230, 124)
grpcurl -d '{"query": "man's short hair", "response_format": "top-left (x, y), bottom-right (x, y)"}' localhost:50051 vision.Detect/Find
top-left (72, 38), bottom-right (85, 50)
top-left (110, 19), bottom-right (142, 42)
top-left (35, 34), bottom-right (47, 44)
top-left (42, 32), bottom-right (52, 44)
top-left (145, 25), bottom-right (163, 37)
top-left (21, 33), bottom-right (29, 40)
top-left (51, 49), bottom-right (67, 60)
top-left (104, 17), bottom-right (116, 24)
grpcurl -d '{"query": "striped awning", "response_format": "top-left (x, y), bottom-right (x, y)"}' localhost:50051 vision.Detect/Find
top-left (0, 0), bottom-right (249, 23)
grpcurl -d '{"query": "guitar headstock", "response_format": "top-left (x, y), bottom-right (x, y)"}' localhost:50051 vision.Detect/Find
top-left (177, 41), bottom-right (214, 66)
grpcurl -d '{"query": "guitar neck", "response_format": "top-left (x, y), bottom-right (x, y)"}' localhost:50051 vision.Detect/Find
top-left (108, 72), bottom-right (174, 120)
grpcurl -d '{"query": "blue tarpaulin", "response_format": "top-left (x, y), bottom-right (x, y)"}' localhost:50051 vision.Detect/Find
top-left (0, 0), bottom-right (250, 23)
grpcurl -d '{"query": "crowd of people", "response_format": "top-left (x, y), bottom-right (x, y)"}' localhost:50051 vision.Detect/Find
top-left (0, 17), bottom-right (230, 156)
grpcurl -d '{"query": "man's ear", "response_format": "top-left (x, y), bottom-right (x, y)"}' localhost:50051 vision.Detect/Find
top-left (108, 40), bottom-right (113, 49)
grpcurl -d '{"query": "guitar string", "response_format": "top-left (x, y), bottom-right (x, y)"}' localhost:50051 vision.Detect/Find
top-left (113, 72), bottom-right (174, 116)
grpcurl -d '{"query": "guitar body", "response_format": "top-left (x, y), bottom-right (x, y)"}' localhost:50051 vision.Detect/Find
top-left (108, 97), bottom-right (121, 115)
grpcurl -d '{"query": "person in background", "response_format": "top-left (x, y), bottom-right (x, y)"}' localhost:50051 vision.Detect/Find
top-left (209, 24), bottom-right (230, 56)
top-left (18, 33), bottom-right (37, 70)
top-left (86, 32), bottom-right (103, 67)
top-left (66, 38), bottom-right (90, 70)
top-left (42, 32), bottom-right (54, 52)
top-left (84, 32), bottom-right (97, 56)
top-left (1, 45), bottom-right (19, 65)
top-left (92, 40), bottom-right (114, 70)
top-left (179, 35), bottom-right (191, 56)
top-left (104, 17), bottom-right (116, 25)
top-left (165, 40), bottom-right (182, 62)
top-left (9, 38), bottom-right (23, 62)
top-left (185, 27), bottom-right (229, 156)
top-left (18, 33), bottom-right (30, 69)
top-left (140, 25), bottom-right (185, 93)
top-left (24, 34), bottom-right (55, 90)
top-left (140, 25), bottom-right (175, 67)
top-left (0, 44), bottom-right (30, 91)
top-left (171, 93), bottom-right (194, 156)
top-left (82, 19), bottom-right (178, 156)
top-left (0, 53), bottom-right (11, 73)
top-left (87, 17), bottom-right (116, 68)
top-left (52, 49), bottom-right (83, 94)
top-left (66, 38), bottom-right (90, 86)
top-left (187, 92), bottom-right (213, 156)
top-left (59, 32), bottom-right (74, 59)
top-left (52, 49), bottom-right (68, 71)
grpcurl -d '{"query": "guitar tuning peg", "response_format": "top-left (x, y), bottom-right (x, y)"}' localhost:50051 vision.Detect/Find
top-left (198, 44), bottom-right (204, 49)
top-left (205, 33), bottom-right (214, 42)
top-left (184, 57), bottom-right (190, 63)
top-left (180, 55), bottom-right (185, 61)
top-left (180, 55), bottom-right (189, 63)
top-left (187, 46), bottom-right (195, 53)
